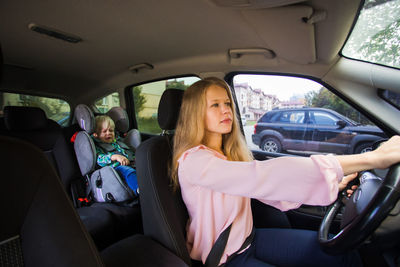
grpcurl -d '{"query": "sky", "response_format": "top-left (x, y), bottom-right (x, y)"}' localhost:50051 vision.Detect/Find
top-left (175, 74), bottom-right (323, 101)
top-left (233, 74), bottom-right (323, 101)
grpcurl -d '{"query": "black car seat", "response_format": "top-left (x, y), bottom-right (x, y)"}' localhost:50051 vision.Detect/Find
top-left (1, 105), bottom-right (118, 250)
top-left (0, 135), bottom-right (189, 267)
top-left (135, 88), bottom-right (293, 265)
top-left (0, 135), bottom-right (105, 266)
top-left (135, 88), bottom-right (193, 265)
top-left (73, 104), bottom-right (143, 241)
top-left (106, 106), bottom-right (141, 150)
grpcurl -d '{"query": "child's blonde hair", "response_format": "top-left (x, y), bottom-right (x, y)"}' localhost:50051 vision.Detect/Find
top-left (94, 115), bottom-right (115, 134)
top-left (171, 77), bottom-right (253, 188)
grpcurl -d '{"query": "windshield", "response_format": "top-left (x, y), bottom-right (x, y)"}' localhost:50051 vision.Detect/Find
top-left (342, 0), bottom-right (400, 69)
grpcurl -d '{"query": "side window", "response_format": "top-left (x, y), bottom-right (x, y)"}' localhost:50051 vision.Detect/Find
top-left (130, 77), bottom-right (200, 134)
top-left (0, 92), bottom-right (71, 126)
top-left (94, 92), bottom-right (120, 113)
top-left (312, 111), bottom-right (338, 126)
top-left (278, 111), bottom-right (305, 124)
top-left (233, 74), bottom-right (388, 156)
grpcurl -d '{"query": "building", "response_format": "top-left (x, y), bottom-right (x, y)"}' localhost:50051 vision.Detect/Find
top-left (234, 82), bottom-right (280, 121)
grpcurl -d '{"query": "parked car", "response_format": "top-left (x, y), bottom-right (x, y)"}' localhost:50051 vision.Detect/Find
top-left (252, 107), bottom-right (387, 154)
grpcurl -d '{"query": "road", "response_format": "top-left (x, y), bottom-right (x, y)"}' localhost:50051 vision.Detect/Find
top-left (243, 125), bottom-right (259, 150)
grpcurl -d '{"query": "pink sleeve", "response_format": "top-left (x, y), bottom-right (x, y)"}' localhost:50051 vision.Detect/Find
top-left (178, 147), bottom-right (343, 211)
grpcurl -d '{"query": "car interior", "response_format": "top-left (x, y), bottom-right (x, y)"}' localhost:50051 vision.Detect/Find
top-left (1, 0), bottom-right (400, 266)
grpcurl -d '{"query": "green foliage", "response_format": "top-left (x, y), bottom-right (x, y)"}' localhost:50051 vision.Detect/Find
top-left (133, 86), bottom-right (147, 113)
top-left (306, 88), bottom-right (372, 125)
top-left (359, 19), bottom-right (400, 67)
top-left (166, 79), bottom-right (189, 90)
top-left (19, 95), bottom-right (66, 120)
top-left (137, 116), bottom-right (161, 134)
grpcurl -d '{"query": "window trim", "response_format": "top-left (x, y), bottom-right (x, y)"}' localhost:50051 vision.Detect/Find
top-left (225, 71), bottom-right (395, 136)
top-left (124, 74), bottom-right (201, 134)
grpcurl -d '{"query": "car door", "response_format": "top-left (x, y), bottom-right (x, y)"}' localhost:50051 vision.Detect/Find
top-left (275, 110), bottom-right (308, 151)
top-left (308, 110), bottom-right (353, 154)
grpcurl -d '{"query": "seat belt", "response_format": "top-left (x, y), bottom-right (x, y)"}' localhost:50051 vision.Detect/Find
top-left (205, 224), bottom-right (232, 267)
top-left (205, 224), bottom-right (255, 267)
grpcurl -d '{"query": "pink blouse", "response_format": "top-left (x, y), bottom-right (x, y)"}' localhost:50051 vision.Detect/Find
top-left (177, 145), bottom-right (344, 265)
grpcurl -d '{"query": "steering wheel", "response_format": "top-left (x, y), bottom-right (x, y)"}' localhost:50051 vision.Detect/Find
top-left (318, 152), bottom-right (400, 254)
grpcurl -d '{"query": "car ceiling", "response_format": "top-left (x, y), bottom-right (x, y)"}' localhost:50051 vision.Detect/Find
top-left (0, 0), bottom-right (361, 103)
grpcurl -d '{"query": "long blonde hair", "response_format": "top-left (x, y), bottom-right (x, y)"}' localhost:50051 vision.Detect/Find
top-left (171, 77), bottom-right (253, 188)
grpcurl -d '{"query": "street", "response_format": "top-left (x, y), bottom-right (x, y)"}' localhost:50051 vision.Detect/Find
top-left (243, 125), bottom-right (259, 150)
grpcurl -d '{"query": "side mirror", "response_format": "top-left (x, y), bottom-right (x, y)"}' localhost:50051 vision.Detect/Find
top-left (336, 120), bottom-right (347, 129)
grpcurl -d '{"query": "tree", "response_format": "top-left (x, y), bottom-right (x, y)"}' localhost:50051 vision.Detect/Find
top-left (306, 88), bottom-right (372, 125)
top-left (358, 19), bottom-right (400, 67)
top-left (133, 86), bottom-right (147, 113)
top-left (344, 0), bottom-right (400, 68)
top-left (166, 79), bottom-right (189, 90)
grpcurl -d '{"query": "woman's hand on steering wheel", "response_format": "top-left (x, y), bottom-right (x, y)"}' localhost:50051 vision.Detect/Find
top-left (339, 173), bottom-right (359, 197)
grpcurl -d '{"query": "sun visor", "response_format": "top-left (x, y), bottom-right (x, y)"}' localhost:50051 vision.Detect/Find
top-left (241, 5), bottom-right (316, 64)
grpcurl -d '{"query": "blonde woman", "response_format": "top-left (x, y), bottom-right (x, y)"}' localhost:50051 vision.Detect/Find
top-left (171, 77), bottom-right (400, 266)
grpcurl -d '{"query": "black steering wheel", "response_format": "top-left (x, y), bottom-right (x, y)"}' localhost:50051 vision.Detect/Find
top-left (318, 151), bottom-right (400, 254)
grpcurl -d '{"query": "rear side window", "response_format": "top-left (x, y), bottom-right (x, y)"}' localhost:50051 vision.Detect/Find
top-left (0, 92), bottom-right (71, 126)
top-left (277, 111), bottom-right (305, 124)
top-left (94, 92), bottom-right (120, 113)
top-left (130, 77), bottom-right (200, 134)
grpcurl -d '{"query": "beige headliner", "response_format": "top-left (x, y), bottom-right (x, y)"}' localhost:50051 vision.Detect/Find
top-left (0, 0), bottom-right (361, 104)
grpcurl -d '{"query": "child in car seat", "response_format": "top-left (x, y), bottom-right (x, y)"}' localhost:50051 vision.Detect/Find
top-left (92, 115), bottom-right (139, 196)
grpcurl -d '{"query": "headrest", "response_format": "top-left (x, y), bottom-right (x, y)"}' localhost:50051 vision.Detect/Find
top-left (74, 104), bottom-right (95, 134)
top-left (0, 44), bottom-right (3, 82)
top-left (4, 106), bottom-right (48, 131)
top-left (106, 107), bottom-right (129, 133)
top-left (157, 88), bottom-right (184, 131)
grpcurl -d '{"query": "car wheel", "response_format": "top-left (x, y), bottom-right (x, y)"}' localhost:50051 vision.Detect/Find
top-left (354, 142), bottom-right (373, 154)
top-left (261, 137), bottom-right (282, 153)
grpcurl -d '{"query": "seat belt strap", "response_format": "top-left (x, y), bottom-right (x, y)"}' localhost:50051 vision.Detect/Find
top-left (205, 224), bottom-right (232, 267)
top-left (225, 227), bottom-right (255, 265)
top-left (205, 224), bottom-right (256, 267)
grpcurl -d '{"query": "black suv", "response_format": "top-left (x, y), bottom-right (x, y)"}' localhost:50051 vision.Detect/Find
top-left (252, 107), bottom-right (387, 154)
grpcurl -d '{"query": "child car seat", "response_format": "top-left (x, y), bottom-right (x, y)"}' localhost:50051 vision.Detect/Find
top-left (73, 104), bottom-right (136, 203)
top-left (106, 106), bottom-right (141, 150)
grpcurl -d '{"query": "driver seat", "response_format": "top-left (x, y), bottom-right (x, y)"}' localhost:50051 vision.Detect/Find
top-left (135, 88), bottom-right (192, 265)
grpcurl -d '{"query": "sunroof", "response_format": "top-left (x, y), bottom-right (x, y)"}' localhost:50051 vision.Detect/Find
top-left (342, 0), bottom-right (400, 69)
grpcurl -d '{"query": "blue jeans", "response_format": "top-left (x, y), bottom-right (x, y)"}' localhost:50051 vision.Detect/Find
top-left (115, 165), bottom-right (139, 195)
top-left (226, 228), bottom-right (363, 267)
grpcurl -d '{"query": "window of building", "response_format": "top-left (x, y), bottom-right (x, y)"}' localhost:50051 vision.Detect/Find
top-left (130, 76), bottom-right (200, 134)
top-left (0, 92), bottom-right (71, 126)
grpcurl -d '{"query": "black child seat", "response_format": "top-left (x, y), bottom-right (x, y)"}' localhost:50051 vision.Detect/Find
top-left (73, 104), bottom-right (143, 244)
top-left (135, 88), bottom-right (193, 265)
